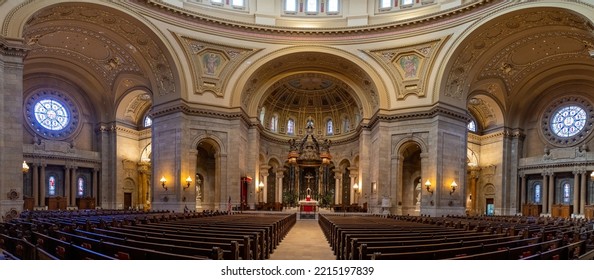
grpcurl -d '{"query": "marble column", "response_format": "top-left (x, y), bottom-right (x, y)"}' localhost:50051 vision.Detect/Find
top-left (276, 169), bottom-right (285, 203)
top-left (334, 171), bottom-right (342, 205)
top-left (40, 164), bottom-right (46, 207)
top-left (71, 167), bottom-right (78, 207)
top-left (580, 171), bottom-right (587, 215)
top-left (32, 163), bottom-right (39, 207)
top-left (573, 171), bottom-right (580, 215)
top-left (64, 167), bottom-right (71, 205)
top-left (520, 173), bottom-right (527, 206)
top-left (541, 172), bottom-right (548, 214)
top-left (92, 168), bottom-right (98, 207)
top-left (548, 173), bottom-right (555, 214)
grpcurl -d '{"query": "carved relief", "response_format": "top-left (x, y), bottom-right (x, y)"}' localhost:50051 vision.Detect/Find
top-left (446, 9), bottom-right (594, 100)
top-left (175, 33), bottom-right (260, 97)
top-left (23, 5), bottom-right (176, 96)
top-left (365, 38), bottom-right (446, 100)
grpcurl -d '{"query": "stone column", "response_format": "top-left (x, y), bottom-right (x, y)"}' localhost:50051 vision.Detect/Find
top-left (520, 173), bottom-right (527, 206)
top-left (0, 39), bottom-right (27, 218)
top-left (32, 163), bottom-right (39, 207)
top-left (580, 171), bottom-right (587, 215)
top-left (276, 168), bottom-right (285, 204)
top-left (40, 164), bottom-right (46, 207)
top-left (71, 167), bottom-right (78, 207)
top-left (334, 170), bottom-right (342, 205)
top-left (349, 168), bottom-right (358, 204)
top-left (64, 167), bottom-right (70, 204)
top-left (573, 171), bottom-right (580, 215)
top-left (548, 172), bottom-right (555, 214)
top-left (92, 168), bottom-right (98, 207)
top-left (541, 172), bottom-right (548, 214)
top-left (468, 167), bottom-right (480, 215)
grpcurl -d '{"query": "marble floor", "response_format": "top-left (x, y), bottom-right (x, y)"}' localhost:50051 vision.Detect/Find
top-left (269, 218), bottom-right (336, 260)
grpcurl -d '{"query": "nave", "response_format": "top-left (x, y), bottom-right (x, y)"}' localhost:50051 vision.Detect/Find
top-left (2, 209), bottom-right (594, 260)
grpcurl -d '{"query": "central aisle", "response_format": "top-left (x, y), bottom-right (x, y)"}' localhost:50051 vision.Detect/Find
top-left (269, 219), bottom-right (336, 260)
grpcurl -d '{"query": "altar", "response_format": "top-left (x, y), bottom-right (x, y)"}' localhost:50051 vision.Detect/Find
top-left (298, 195), bottom-right (318, 219)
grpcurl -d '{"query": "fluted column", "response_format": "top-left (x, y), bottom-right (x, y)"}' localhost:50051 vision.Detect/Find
top-left (260, 167), bottom-right (269, 204)
top-left (542, 172), bottom-right (548, 214)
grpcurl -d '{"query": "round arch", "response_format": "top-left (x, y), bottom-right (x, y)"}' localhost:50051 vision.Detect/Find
top-left (233, 46), bottom-right (389, 119)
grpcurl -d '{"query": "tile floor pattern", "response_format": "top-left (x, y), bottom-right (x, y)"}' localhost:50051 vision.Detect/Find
top-left (269, 219), bottom-right (336, 260)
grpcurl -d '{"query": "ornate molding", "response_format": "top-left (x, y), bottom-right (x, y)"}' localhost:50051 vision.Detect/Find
top-left (139, 0), bottom-right (495, 44)
top-left (174, 32), bottom-right (261, 97)
top-left (365, 38), bottom-right (448, 100)
top-left (23, 4), bottom-right (175, 96)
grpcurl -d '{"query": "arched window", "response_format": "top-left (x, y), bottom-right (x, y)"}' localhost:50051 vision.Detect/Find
top-left (259, 107), bottom-right (266, 124)
top-left (77, 177), bottom-right (85, 197)
top-left (467, 120), bottom-right (477, 132)
top-left (327, 0), bottom-right (339, 13)
top-left (48, 176), bottom-right (56, 196)
top-left (534, 183), bottom-right (541, 204)
top-left (270, 114), bottom-right (279, 132)
top-left (326, 118), bottom-right (334, 135)
top-left (342, 116), bottom-right (350, 133)
top-left (563, 183), bottom-right (571, 204)
top-left (287, 118), bottom-right (295, 135)
top-left (144, 116), bottom-right (152, 128)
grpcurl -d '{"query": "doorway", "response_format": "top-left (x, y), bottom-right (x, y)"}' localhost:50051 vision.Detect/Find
top-left (124, 192), bottom-right (132, 210)
top-left (486, 198), bottom-right (494, 216)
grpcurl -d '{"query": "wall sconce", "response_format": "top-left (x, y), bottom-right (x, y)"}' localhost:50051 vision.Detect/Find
top-left (22, 161), bottom-right (30, 174)
top-left (184, 176), bottom-right (192, 191)
top-left (425, 179), bottom-right (433, 194)
top-left (591, 171), bottom-right (594, 180)
top-left (353, 183), bottom-right (360, 193)
top-left (160, 176), bottom-right (167, 191)
top-left (449, 180), bottom-right (457, 195)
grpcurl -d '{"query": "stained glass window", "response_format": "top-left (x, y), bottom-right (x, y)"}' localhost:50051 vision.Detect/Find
top-left (49, 176), bottom-right (56, 196)
top-left (78, 177), bottom-right (85, 197)
top-left (287, 119), bottom-right (295, 135)
top-left (34, 99), bottom-right (69, 131)
top-left (534, 184), bottom-right (541, 203)
top-left (380, 0), bottom-right (392, 9)
top-left (306, 0), bottom-right (318, 13)
top-left (270, 114), bottom-right (278, 132)
top-left (563, 183), bottom-right (571, 204)
top-left (551, 105), bottom-right (587, 138)
top-left (326, 119), bottom-right (334, 135)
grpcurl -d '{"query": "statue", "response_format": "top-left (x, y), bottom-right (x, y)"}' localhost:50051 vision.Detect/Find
top-left (415, 182), bottom-right (421, 205)
top-left (306, 116), bottom-right (314, 129)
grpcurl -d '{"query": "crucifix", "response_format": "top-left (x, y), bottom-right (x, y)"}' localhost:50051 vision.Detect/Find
top-left (305, 173), bottom-right (314, 196)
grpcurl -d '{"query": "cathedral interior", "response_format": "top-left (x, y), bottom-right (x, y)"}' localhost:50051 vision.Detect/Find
top-left (1, 0), bottom-right (594, 222)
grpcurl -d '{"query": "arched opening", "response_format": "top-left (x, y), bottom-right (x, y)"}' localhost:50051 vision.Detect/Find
top-left (399, 142), bottom-right (422, 216)
top-left (196, 140), bottom-right (219, 210)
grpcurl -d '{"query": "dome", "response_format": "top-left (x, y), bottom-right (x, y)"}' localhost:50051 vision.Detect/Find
top-left (260, 73), bottom-right (360, 139)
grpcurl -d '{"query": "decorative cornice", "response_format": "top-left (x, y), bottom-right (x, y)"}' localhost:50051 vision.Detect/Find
top-left (367, 104), bottom-right (470, 128)
top-left (0, 36), bottom-right (28, 57)
top-left (136, 0), bottom-right (497, 44)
